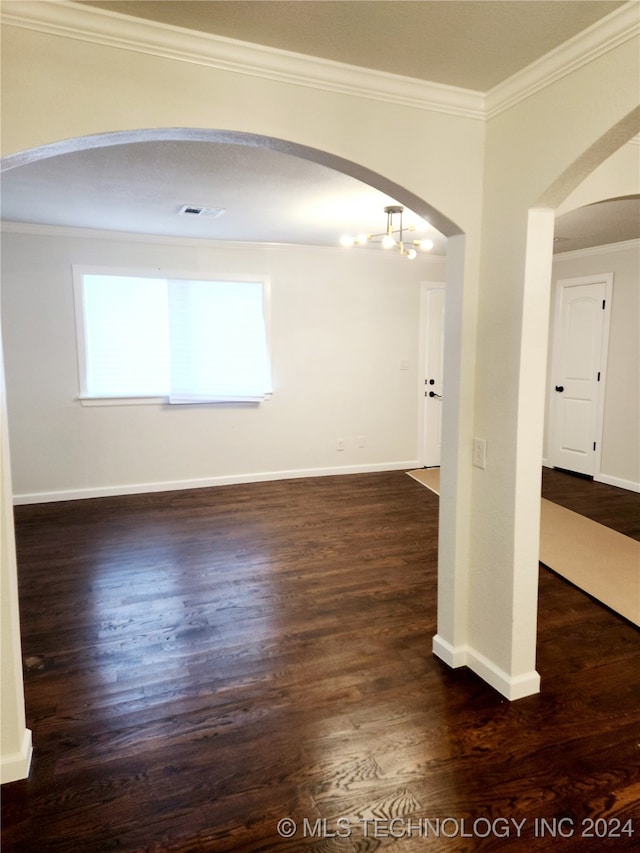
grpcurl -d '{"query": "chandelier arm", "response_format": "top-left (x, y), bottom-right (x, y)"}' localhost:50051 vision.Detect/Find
top-left (341, 204), bottom-right (426, 258)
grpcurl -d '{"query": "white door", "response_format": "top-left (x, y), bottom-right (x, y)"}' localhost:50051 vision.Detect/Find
top-left (548, 274), bottom-right (612, 476)
top-left (422, 286), bottom-right (445, 467)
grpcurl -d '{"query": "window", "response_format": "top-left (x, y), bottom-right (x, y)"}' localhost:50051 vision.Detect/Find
top-left (73, 268), bottom-right (272, 404)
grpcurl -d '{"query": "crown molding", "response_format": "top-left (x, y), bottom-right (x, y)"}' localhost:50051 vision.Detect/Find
top-left (0, 1), bottom-right (485, 120)
top-left (4, 219), bottom-right (631, 262)
top-left (486, 1), bottom-right (640, 119)
top-left (553, 237), bottom-right (640, 260)
top-left (0, 219), bottom-right (334, 249)
top-left (1, 1), bottom-right (637, 125)
top-left (0, 220), bottom-right (449, 260)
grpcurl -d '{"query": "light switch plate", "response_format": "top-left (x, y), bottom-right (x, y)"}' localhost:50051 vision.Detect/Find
top-left (473, 438), bottom-right (487, 469)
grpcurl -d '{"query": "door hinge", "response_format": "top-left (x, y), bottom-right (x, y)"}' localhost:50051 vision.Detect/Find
top-left (602, 299), bottom-right (606, 309)
top-left (593, 441), bottom-right (596, 451)
top-left (597, 371), bottom-right (601, 381)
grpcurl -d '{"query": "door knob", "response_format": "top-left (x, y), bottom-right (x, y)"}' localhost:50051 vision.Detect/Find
top-left (429, 391), bottom-right (442, 398)
top-left (555, 385), bottom-right (564, 392)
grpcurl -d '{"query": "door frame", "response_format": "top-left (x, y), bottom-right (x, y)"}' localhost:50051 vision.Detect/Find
top-left (547, 272), bottom-right (613, 479)
top-left (418, 281), bottom-right (446, 467)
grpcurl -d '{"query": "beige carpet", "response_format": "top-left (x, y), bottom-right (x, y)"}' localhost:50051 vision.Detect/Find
top-left (407, 468), bottom-right (640, 627)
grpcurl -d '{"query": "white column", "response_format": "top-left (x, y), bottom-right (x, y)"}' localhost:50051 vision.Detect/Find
top-left (433, 235), bottom-right (476, 667)
top-left (0, 330), bottom-right (32, 783)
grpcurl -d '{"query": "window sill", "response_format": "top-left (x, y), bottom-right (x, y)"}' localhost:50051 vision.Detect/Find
top-left (78, 395), bottom-right (167, 407)
top-left (78, 394), bottom-right (273, 407)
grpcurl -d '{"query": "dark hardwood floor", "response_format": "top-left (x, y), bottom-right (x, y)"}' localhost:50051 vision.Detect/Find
top-left (2, 470), bottom-right (639, 852)
top-left (541, 467), bottom-right (640, 541)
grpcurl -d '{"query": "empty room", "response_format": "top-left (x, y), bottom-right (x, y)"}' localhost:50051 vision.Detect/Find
top-left (1, 2), bottom-right (639, 850)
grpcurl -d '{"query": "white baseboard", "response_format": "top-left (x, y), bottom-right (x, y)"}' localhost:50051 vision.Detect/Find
top-left (433, 635), bottom-right (540, 701)
top-left (544, 462), bottom-right (639, 493)
top-left (432, 634), bottom-right (467, 668)
top-left (0, 728), bottom-right (33, 784)
top-left (465, 646), bottom-right (540, 701)
top-left (13, 460), bottom-right (421, 505)
top-left (595, 473), bottom-right (640, 493)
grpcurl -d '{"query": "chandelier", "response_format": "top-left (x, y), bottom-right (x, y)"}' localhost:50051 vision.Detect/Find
top-left (340, 205), bottom-right (434, 259)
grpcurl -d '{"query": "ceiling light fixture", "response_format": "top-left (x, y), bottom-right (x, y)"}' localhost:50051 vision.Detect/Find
top-left (340, 205), bottom-right (434, 259)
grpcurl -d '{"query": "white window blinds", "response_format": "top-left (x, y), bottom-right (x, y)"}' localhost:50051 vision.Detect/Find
top-left (167, 279), bottom-right (271, 403)
top-left (76, 271), bottom-right (272, 403)
top-left (82, 274), bottom-right (170, 397)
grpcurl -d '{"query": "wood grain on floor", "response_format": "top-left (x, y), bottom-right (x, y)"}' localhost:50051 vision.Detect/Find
top-left (2, 471), bottom-right (639, 852)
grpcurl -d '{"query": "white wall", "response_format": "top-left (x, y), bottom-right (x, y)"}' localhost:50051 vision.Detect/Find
top-left (449, 29), bottom-right (639, 696)
top-left (546, 240), bottom-right (640, 490)
top-left (556, 140), bottom-right (640, 216)
top-left (0, 340), bottom-right (31, 782)
top-left (1, 1), bottom-right (638, 731)
top-left (1, 225), bottom-right (445, 501)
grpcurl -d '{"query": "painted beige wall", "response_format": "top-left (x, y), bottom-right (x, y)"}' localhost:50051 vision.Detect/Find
top-left (0, 23), bottom-right (485, 240)
top-left (1, 228), bottom-right (445, 499)
top-left (557, 140), bottom-right (640, 216)
top-left (0, 5), bottom-right (638, 771)
top-left (0, 342), bottom-right (31, 783)
top-left (0, 14), bottom-right (486, 780)
top-left (461, 35), bottom-right (639, 689)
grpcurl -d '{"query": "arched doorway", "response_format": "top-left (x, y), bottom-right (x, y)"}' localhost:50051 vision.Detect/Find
top-left (1, 128), bottom-right (463, 241)
top-left (502, 109), bottom-right (640, 694)
top-left (0, 129), bottom-right (463, 503)
top-left (1, 127), bottom-right (470, 783)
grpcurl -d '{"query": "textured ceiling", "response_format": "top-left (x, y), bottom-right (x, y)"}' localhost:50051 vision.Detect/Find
top-left (0, 140), bottom-right (448, 252)
top-left (554, 196), bottom-right (640, 253)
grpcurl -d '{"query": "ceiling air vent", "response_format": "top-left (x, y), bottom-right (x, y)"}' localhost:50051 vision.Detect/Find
top-left (178, 205), bottom-right (226, 218)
